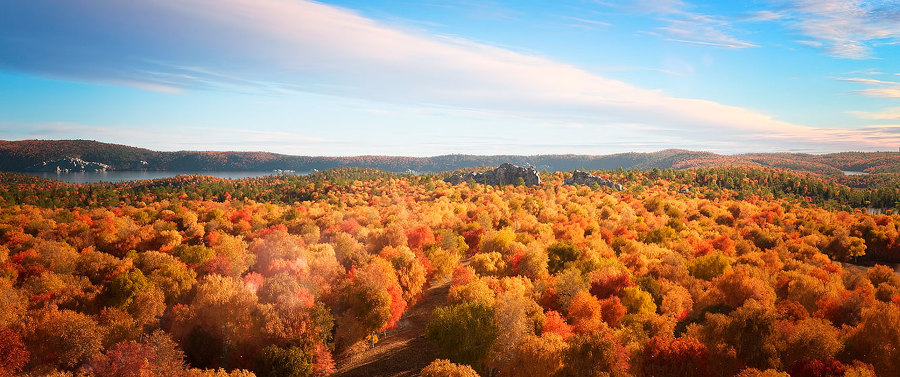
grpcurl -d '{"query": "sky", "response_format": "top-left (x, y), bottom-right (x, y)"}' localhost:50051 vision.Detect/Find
top-left (1, 0), bottom-right (900, 156)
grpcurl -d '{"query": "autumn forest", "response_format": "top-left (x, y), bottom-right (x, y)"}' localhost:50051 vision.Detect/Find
top-left (7, 0), bottom-right (900, 375)
top-left (1, 163), bottom-right (900, 377)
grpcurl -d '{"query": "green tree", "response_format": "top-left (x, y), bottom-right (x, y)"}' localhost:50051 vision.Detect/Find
top-left (426, 302), bottom-right (498, 372)
top-left (621, 286), bottom-right (657, 315)
top-left (105, 268), bottom-right (151, 308)
top-left (173, 244), bottom-right (215, 267)
top-left (547, 241), bottom-right (582, 274)
top-left (257, 345), bottom-right (313, 377)
top-left (688, 253), bottom-right (731, 281)
top-left (135, 251), bottom-right (197, 304)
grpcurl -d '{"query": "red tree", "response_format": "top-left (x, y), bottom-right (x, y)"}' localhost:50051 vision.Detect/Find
top-left (89, 341), bottom-right (154, 377)
top-left (788, 358), bottom-right (846, 377)
top-left (542, 310), bottom-right (574, 339)
top-left (0, 328), bottom-right (29, 377)
top-left (405, 225), bottom-right (435, 251)
top-left (632, 336), bottom-right (710, 377)
top-left (598, 296), bottom-right (627, 327)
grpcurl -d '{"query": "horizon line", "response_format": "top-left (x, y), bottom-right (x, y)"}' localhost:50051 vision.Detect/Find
top-left (3, 138), bottom-right (898, 158)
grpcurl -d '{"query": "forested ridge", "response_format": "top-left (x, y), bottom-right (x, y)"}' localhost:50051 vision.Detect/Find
top-left (2, 140), bottom-right (900, 175)
top-left (2, 166), bottom-right (897, 211)
top-left (1, 166), bottom-right (899, 376)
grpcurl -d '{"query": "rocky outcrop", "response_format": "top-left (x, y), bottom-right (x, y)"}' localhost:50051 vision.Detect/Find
top-left (28, 157), bottom-right (111, 173)
top-left (445, 163), bottom-right (541, 186)
top-left (564, 170), bottom-right (623, 191)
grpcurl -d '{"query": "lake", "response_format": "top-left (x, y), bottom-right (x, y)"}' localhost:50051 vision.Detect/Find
top-left (842, 171), bottom-right (870, 175)
top-left (27, 170), bottom-right (309, 184)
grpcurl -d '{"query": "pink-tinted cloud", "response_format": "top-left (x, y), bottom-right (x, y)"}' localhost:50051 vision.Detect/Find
top-left (1, 0), bottom-right (896, 152)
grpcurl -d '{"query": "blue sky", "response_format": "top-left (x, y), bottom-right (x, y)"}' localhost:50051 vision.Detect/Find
top-left (1, 0), bottom-right (899, 156)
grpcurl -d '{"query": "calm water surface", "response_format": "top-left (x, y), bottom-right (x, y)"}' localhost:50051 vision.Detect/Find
top-left (28, 171), bottom-right (308, 184)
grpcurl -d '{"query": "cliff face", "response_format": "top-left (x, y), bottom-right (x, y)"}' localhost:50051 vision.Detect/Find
top-left (563, 170), bottom-right (624, 190)
top-left (28, 157), bottom-right (111, 173)
top-left (445, 163), bottom-right (541, 186)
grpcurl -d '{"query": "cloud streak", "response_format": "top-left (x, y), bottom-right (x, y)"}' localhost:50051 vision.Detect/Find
top-left (838, 76), bottom-right (900, 98)
top-left (561, 16), bottom-right (611, 30)
top-left (776, 0), bottom-right (900, 59)
top-left (622, 0), bottom-right (758, 49)
top-left (850, 107), bottom-right (900, 120)
top-left (656, 16), bottom-right (758, 49)
top-left (0, 0), bottom-right (897, 153)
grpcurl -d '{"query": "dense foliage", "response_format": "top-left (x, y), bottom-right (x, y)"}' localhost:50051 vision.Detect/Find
top-left (1, 167), bottom-right (899, 376)
top-left (2, 165), bottom-right (898, 212)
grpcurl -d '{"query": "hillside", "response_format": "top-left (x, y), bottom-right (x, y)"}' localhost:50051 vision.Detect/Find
top-left (1, 139), bottom-right (899, 175)
top-left (2, 164), bottom-right (900, 377)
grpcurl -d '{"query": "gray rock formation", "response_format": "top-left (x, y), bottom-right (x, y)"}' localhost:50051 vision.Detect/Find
top-left (28, 157), bottom-right (111, 173)
top-left (445, 163), bottom-right (541, 186)
top-left (563, 170), bottom-right (624, 191)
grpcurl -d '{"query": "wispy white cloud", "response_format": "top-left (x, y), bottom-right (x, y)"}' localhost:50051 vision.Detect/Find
top-left (663, 37), bottom-right (753, 49)
top-left (837, 77), bottom-right (900, 85)
top-left (795, 40), bottom-right (824, 48)
top-left (850, 107), bottom-right (900, 120)
top-left (857, 124), bottom-right (900, 133)
top-left (656, 16), bottom-right (758, 48)
top-left (624, 0), bottom-right (758, 49)
top-left (561, 16), bottom-right (611, 30)
top-left (842, 68), bottom-right (885, 76)
top-left (0, 0), bottom-right (896, 152)
top-left (743, 10), bottom-right (785, 22)
top-left (831, 124), bottom-right (900, 145)
top-left (857, 88), bottom-right (900, 98)
top-left (838, 73), bottom-right (900, 127)
top-left (837, 76), bottom-right (900, 98)
top-left (776, 0), bottom-right (900, 59)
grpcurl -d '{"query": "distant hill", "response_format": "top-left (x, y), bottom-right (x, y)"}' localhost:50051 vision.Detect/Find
top-left (1, 139), bottom-right (898, 175)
